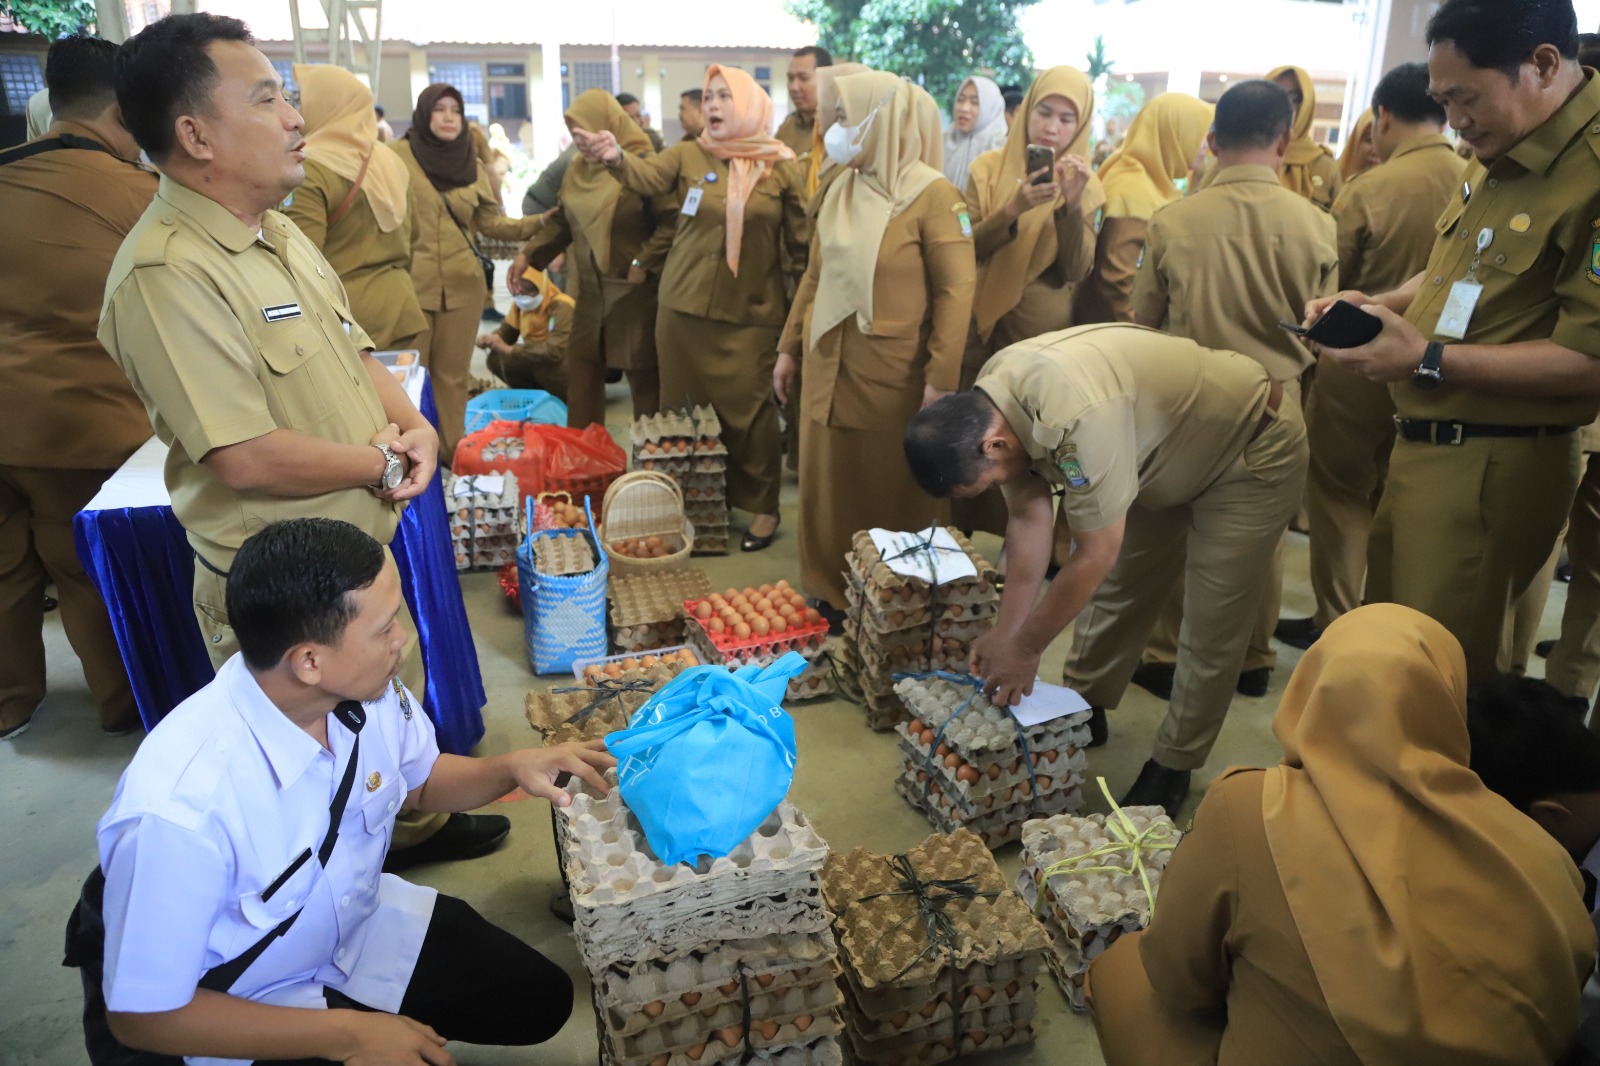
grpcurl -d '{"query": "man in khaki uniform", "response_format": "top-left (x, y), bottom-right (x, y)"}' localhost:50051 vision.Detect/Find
top-left (775, 46), bottom-right (832, 160)
top-left (905, 324), bottom-right (1307, 816)
top-left (1278, 63), bottom-right (1465, 650)
top-left (100, 13), bottom-right (506, 868)
top-left (1129, 78), bottom-right (1337, 699)
top-left (0, 37), bottom-right (155, 740)
top-left (1312, 0), bottom-right (1600, 681)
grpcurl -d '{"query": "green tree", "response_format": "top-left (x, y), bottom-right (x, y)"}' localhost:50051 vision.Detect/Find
top-left (0, 0), bottom-right (96, 37)
top-left (1085, 35), bottom-right (1113, 81)
top-left (787, 0), bottom-right (1037, 109)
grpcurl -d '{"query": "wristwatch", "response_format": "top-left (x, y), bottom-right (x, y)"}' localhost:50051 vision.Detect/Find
top-left (373, 444), bottom-right (404, 491)
top-left (1412, 341), bottom-right (1445, 391)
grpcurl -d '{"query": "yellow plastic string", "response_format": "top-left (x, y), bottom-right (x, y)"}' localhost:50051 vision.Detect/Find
top-left (1034, 776), bottom-right (1177, 921)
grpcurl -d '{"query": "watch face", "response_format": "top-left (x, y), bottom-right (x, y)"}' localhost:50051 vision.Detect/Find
top-left (382, 457), bottom-right (404, 490)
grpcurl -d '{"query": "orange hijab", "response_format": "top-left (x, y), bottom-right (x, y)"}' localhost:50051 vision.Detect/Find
top-left (698, 64), bottom-right (795, 276)
top-left (1261, 604), bottom-right (1594, 1065)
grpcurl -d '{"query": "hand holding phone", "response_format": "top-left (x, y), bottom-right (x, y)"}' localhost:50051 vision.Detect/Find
top-left (1026, 144), bottom-right (1054, 185)
top-left (1278, 299), bottom-right (1385, 349)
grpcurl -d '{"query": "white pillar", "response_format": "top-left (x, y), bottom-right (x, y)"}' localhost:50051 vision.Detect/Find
top-left (642, 52), bottom-right (663, 131)
top-left (409, 47), bottom-right (429, 110)
top-left (95, 0), bottom-right (129, 42)
top-left (535, 39), bottom-right (565, 167)
top-left (1164, 66), bottom-right (1202, 98)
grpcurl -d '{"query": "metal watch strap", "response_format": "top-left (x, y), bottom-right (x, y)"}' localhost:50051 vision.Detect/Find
top-left (373, 444), bottom-right (398, 488)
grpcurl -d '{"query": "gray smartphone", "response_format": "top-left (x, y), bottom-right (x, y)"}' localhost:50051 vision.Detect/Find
top-left (1026, 144), bottom-right (1054, 185)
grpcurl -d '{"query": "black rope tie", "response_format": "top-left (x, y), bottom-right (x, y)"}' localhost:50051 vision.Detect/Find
top-left (549, 677), bottom-right (658, 726)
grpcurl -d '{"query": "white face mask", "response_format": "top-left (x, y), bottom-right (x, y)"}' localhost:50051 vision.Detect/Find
top-left (512, 292), bottom-right (543, 312)
top-left (824, 103), bottom-right (883, 167)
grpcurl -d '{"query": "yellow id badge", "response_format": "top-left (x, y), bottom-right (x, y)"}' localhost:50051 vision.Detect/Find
top-left (1436, 278), bottom-right (1482, 341)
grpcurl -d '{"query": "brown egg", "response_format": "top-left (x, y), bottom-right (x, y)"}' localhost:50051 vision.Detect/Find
top-left (641, 1000), bottom-right (664, 1018)
top-left (777, 603), bottom-right (797, 619)
top-left (756, 1020), bottom-right (780, 1040)
top-left (715, 1025), bottom-right (743, 1048)
top-left (956, 764), bottom-right (979, 784)
top-left (966, 1030), bottom-right (987, 1048)
top-left (718, 980), bottom-right (740, 995)
top-left (891, 1011), bottom-right (910, 1028)
top-left (604, 662), bottom-right (623, 678)
top-left (651, 1056), bottom-right (670, 1066)
top-left (754, 973), bottom-right (775, 988)
top-left (645, 535), bottom-right (663, 550)
top-left (734, 623), bottom-right (751, 639)
top-left (680, 990), bottom-right (702, 1006)
top-left (621, 657), bottom-right (640, 671)
top-left (707, 618), bottom-right (725, 634)
top-left (754, 597), bottom-right (773, 613)
top-left (920, 728), bottom-right (936, 747)
top-left (1037, 775), bottom-right (1053, 791)
top-left (751, 617), bottom-right (770, 637)
top-left (758, 583), bottom-right (774, 596)
top-left (920, 1000), bottom-right (940, 1019)
top-left (775, 578), bottom-right (791, 591)
top-left (724, 587), bottom-right (740, 600)
top-left (641, 655), bottom-right (660, 667)
top-left (685, 1044), bottom-right (707, 1061)
top-left (986, 764), bottom-right (1002, 780)
top-left (1004, 981), bottom-right (1020, 997)
top-left (973, 985), bottom-right (994, 1003)
top-left (680, 650), bottom-right (699, 665)
top-left (803, 608), bottom-right (823, 625)
top-left (769, 616), bottom-right (788, 634)
top-left (694, 602), bottom-right (713, 619)
top-left (943, 752), bottom-right (960, 769)
top-left (709, 594), bottom-right (726, 607)
top-left (583, 665), bottom-right (603, 682)
top-left (907, 718), bottom-right (925, 735)
top-left (877, 587), bottom-right (893, 604)
top-left (935, 742), bottom-right (950, 757)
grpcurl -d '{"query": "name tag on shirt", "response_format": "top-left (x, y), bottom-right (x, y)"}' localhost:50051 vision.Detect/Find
top-left (262, 303), bottom-right (303, 323)
top-left (1436, 279), bottom-right (1482, 341)
top-left (681, 187), bottom-right (703, 218)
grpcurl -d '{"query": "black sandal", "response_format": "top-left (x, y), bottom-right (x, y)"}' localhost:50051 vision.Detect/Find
top-left (741, 514), bottom-right (781, 552)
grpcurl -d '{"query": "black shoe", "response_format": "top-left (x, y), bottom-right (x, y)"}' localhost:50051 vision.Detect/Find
top-left (1120, 759), bottom-right (1191, 820)
top-left (1536, 638), bottom-right (1557, 659)
top-left (741, 516), bottom-right (781, 553)
top-left (1085, 706), bottom-right (1108, 748)
top-left (1562, 694), bottom-right (1591, 717)
top-left (548, 891), bottom-right (575, 925)
top-left (0, 717), bottom-right (32, 741)
top-left (605, 369), bottom-right (624, 384)
top-left (1558, 562), bottom-right (1574, 583)
top-left (102, 714), bottom-right (142, 738)
top-left (43, 595), bottom-right (58, 612)
top-left (382, 812), bottom-right (511, 873)
top-left (811, 598), bottom-right (847, 636)
top-left (1235, 667), bottom-right (1272, 698)
top-left (1129, 662), bottom-right (1175, 701)
top-left (1273, 617), bottom-right (1322, 651)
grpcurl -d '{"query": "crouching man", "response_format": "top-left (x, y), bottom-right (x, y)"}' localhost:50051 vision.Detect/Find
top-left (70, 517), bottom-right (612, 1066)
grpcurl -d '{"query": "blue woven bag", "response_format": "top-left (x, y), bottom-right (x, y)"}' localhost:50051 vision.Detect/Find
top-left (518, 496), bottom-right (608, 674)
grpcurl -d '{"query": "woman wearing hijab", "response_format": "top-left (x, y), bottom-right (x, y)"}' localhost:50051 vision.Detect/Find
top-left (1074, 92), bottom-right (1212, 325)
top-left (1087, 604), bottom-right (1597, 1066)
top-left (515, 90), bottom-right (667, 427)
top-left (284, 64), bottom-right (425, 353)
top-left (774, 72), bottom-right (975, 613)
top-left (394, 83), bottom-right (540, 457)
top-left (572, 65), bottom-right (808, 552)
top-left (803, 61), bottom-right (872, 214)
top-left (942, 76), bottom-right (1008, 193)
top-left (1267, 64), bottom-right (1342, 210)
top-left (1338, 107), bottom-right (1381, 183)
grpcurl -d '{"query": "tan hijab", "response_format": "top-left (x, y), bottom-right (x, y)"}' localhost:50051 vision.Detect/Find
top-left (1338, 107), bottom-right (1377, 182)
top-left (907, 83), bottom-right (944, 171)
top-left (969, 66), bottom-right (1096, 337)
top-left (1096, 92), bottom-right (1213, 221)
top-left (562, 89), bottom-right (653, 272)
top-left (294, 63), bottom-right (409, 233)
top-left (806, 61), bottom-right (871, 200)
top-left (1266, 65), bottom-right (1334, 199)
top-left (698, 64), bottom-right (795, 276)
top-left (1260, 604), bottom-right (1595, 1066)
top-left (808, 73), bottom-right (945, 351)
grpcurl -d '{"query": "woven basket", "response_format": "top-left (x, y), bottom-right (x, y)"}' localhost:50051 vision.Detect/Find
top-left (597, 471), bottom-right (694, 576)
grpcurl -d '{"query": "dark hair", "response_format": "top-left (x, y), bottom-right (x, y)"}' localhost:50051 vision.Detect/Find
top-left (1426, 0), bottom-right (1579, 78)
top-left (1212, 79), bottom-right (1294, 151)
top-left (615, 92), bottom-right (640, 108)
top-left (1371, 61), bottom-right (1446, 125)
top-left (374, 103), bottom-right (385, 117)
top-left (1579, 32), bottom-right (1600, 67)
top-left (680, 88), bottom-right (703, 105)
top-left (46, 35), bottom-right (119, 118)
top-left (114, 12), bottom-right (252, 161)
top-left (1001, 86), bottom-right (1025, 113)
top-left (793, 46), bottom-right (833, 66)
top-left (903, 391), bottom-right (1001, 498)
top-left (1467, 676), bottom-right (1600, 812)
top-left (226, 519), bottom-right (387, 671)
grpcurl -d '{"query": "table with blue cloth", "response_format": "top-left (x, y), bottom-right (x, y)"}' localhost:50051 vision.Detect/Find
top-left (73, 370), bottom-right (487, 755)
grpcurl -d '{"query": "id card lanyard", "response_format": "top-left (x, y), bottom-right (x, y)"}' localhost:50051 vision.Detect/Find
top-left (1437, 225), bottom-right (1492, 341)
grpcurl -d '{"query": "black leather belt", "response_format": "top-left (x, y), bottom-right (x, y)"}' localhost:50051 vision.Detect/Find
top-left (1393, 418), bottom-right (1579, 446)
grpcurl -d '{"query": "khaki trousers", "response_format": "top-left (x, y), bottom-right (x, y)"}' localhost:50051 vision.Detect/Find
top-left (1367, 432), bottom-right (1581, 681)
top-left (1142, 381), bottom-right (1304, 675)
top-left (192, 545), bottom-right (446, 846)
top-left (1547, 454), bottom-right (1600, 703)
top-left (0, 464), bottom-right (137, 731)
top-left (418, 303), bottom-right (487, 460)
top-left (1303, 354), bottom-right (1395, 628)
top-left (1064, 402), bottom-right (1307, 771)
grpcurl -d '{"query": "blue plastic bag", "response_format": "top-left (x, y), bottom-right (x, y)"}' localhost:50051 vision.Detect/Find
top-left (605, 652), bottom-right (810, 866)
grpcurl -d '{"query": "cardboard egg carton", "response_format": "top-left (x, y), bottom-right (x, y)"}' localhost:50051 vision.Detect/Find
top-left (601, 1018), bottom-right (843, 1066)
top-left (609, 570), bottom-right (713, 652)
top-left (895, 677), bottom-right (1093, 761)
top-left (681, 625), bottom-right (833, 701)
top-left (843, 971), bottom-right (1037, 1045)
top-left (447, 472), bottom-right (521, 570)
top-left (846, 532), bottom-right (998, 611)
top-left (845, 1015), bottom-right (1035, 1066)
top-left (596, 932), bottom-right (840, 1016)
top-left (532, 530), bottom-right (597, 576)
top-left (524, 664), bottom-right (680, 744)
top-left (474, 434), bottom-right (527, 462)
top-left (897, 745), bottom-right (1089, 816)
top-left (844, 577), bottom-right (998, 637)
top-left (1015, 808), bottom-right (1180, 1010)
top-left (841, 951), bottom-right (1044, 1024)
top-left (850, 634), bottom-right (975, 677)
top-left (602, 963), bottom-right (842, 1042)
top-left (843, 992), bottom-right (1038, 1060)
top-left (894, 770), bottom-right (1084, 850)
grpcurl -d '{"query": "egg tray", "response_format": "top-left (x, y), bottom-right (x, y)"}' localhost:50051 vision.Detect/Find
top-left (843, 987), bottom-right (1039, 1057)
top-left (448, 470), bottom-right (519, 512)
top-left (849, 634), bottom-right (975, 678)
top-left (610, 569), bottom-right (715, 627)
top-left (896, 677), bottom-right (1094, 760)
top-left (844, 577), bottom-right (999, 637)
top-left (636, 455), bottom-right (694, 476)
top-left (681, 627), bottom-right (834, 701)
top-left (894, 770), bottom-right (1084, 850)
top-left (692, 533), bottom-right (731, 556)
top-left (602, 960), bottom-right (841, 1040)
top-left (601, 1017), bottom-right (843, 1066)
top-left (853, 616), bottom-right (994, 655)
top-left (524, 664), bottom-right (679, 743)
top-left (683, 598), bottom-right (830, 659)
top-left (846, 531), bottom-right (998, 601)
top-left (571, 648), bottom-right (701, 686)
top-left (898, 753), bottom-right (1088, 820)
top-left (532, 530), bottom-right (598, 576)
top-left (682, 485), bottom-right (730, 505)
top-left (840, 952), bottom-right (1045, 1024)
top-left (820, 830), bottom-right (1050, 992)
top-left (843, 1011), bottom-right (1034, 1066)
top-left (613, 619), bottom-right (691, 654)
top-left (472, 436), bottom-right (528, 462)
top-left (454, 543), bottom-right (516, 570)
top-left (1040, 935), bottom-right (1092, 1011)
top-left (686, 502), bottom-right (732, 525)
top-left (631, 406), bottom-right (722, 445)
top-left (596, 932), bottom-right (841, 1016)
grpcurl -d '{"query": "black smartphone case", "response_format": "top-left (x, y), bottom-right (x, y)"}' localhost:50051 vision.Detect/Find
top-left (1305, 299), bottom-right (1384, 348)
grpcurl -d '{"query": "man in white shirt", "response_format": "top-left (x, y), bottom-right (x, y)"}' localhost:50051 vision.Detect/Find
top-left (75, 517), bottom-right (613, 1066)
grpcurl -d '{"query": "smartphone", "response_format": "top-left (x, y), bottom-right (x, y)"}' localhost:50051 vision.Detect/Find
top-left (1026, 144), bottom-right (1054, 185)
top-left (1277, 300), bottom-right (1385, 348)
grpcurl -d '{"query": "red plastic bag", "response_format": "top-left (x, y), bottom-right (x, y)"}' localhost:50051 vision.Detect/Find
top-left (452, 420), bottom-right (624, 508)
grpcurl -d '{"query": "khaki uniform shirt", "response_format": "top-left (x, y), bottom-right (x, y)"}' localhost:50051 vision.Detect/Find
top-left (1073, 216), bottom-right (1148, 325)
top-left (1333, 132), bottom-right (1465, 295)
top-left (1399, 72), bottom-right (1600, 426)
top-left (99, 176), bottom-right (399, 570)
top-left (392, 139), bottom-right (536, 312)
top-left (1133, 164), bottom-right (1338, 381)
top-left (283, 151), bottom-right (428, 350)
top-left (775, 110), bottom-right (815, 162)
top-left (0, 122), bottom-right (157, 469)
top-left (976, 324), bottom-right (1273, 531)
top-left (1194, 152), bottom-right (1343, 212)
top-left (613, 141), bottom-right (809, 328)
top-left (780, 180), bottom-right (976, 428)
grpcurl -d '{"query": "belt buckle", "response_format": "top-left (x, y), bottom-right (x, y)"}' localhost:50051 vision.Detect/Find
top-left (1433, 421), bottom-right (1465, 446)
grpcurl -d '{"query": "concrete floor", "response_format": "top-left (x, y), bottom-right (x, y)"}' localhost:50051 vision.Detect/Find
top-left (0, 372), bottom-right (1573, 1066)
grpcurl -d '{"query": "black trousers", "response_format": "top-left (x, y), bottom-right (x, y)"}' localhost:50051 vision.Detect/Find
top-left (256, 894), bottom-right (572, 1065)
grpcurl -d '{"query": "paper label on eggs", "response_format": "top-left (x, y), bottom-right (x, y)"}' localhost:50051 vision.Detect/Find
top-left (868, 526), bottom-right (980, 585)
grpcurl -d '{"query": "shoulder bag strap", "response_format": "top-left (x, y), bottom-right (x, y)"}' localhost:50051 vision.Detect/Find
top-left (326, 151), bottom-right (373, 229)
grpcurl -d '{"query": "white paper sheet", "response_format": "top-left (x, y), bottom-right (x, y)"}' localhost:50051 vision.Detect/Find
top-left (867, 526), bottom-right (978, 585)
top-left (1010, 681), bottom-right (1092, 728)
top-left (451, 474), bottom-right (505, 497)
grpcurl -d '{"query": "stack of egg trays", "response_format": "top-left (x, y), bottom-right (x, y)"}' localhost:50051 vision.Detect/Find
top-left (1015, 809), bottom-right (1181, 1011)
top-left (631, 407), bottom-right (730, 555)
top-left (524, 662), bottom-right (682, 745)
top-left (820, 829), bottom-right (1050, 1066)
top-left (839, 530), bottom-right (998, 731)
top-left (555, 771), bottom-right (847, 1066)
top-left (447, 471), bottom-right (520, 571)
top-left (681, 617), bottom-right (834, 703)
top-left (609, 569), bottom-right (713, 654)
top-left (532, 529), bottom-right (597, 576)
top-left (891, 676), bottom-right (1092, 849)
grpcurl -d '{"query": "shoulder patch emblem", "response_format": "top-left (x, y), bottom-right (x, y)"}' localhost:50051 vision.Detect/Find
top-left (1059, 456), bottom-right (1091, 491)
top-left (1590, 219), bottom-right (1600, 286)
top-left (953, 201), bottom-right (972, 238)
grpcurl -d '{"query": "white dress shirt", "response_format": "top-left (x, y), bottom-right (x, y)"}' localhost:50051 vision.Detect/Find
top-left (97, 654), bottom-right (440, 1066)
